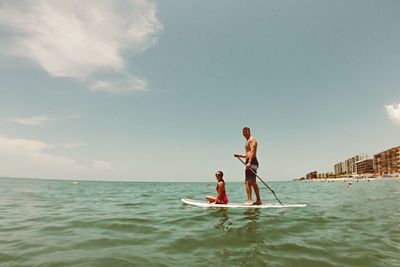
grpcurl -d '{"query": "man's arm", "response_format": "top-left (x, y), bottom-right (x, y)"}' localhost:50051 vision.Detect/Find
top-left (233, 153), bottom-right (246, 158)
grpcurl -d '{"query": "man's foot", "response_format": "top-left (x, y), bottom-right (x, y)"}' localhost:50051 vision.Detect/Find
top-left (243, 201), bottom-right (253, 206)
top-left (252, 201), bottom-right (262, 205)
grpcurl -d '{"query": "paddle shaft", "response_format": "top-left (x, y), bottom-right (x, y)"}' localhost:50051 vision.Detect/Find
top-left (236, 156), bottom-right (284, 205)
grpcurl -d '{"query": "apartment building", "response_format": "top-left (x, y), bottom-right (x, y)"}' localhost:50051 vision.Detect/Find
top-left (334, 161), bottom-right (347, 175)
top-left (345, 154), bottom-right (368, 174)
top-left (317, 172), bottom-right (335, 178)
top-left (334, 154), bottom-right (368, 175)
top-left (356, 159), bottom-right (374, 174)
top-left (306, 171), bottom-right (317, 179)
top-left (373, 146), bottom-right (400, 175)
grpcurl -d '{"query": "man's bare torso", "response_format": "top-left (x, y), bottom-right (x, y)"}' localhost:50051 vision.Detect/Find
top-left (245, 136), bottom-right (257, 160)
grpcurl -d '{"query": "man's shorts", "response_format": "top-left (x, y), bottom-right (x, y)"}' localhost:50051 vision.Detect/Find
top-left (245, 158), bottom-right (259, 182)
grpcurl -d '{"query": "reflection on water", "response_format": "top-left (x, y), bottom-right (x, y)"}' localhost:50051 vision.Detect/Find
top-left (243, 208), bottom-right (261, 222)
top-left (211, 207), bottom-right (262, 232)
top-left (243, 208), bottom-right (261, 233)
top-left (213, 208), bottom-right (231, 231)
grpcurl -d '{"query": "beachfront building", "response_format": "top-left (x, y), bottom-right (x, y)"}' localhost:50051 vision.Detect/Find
top-left (317, 172), bottom-right (335, 179)
top-left (345, 154), bottom-right (368, 174)
top-left (356, 159), bottom-right (374, 174)
top-left (306, 171), bottom-right (317, 179)
top-left (334, 162), bottom-right (347, 175)
top-left (373, 146), bottom-right (400, 175)
top-left (334, 154), bottom-right (368, 175)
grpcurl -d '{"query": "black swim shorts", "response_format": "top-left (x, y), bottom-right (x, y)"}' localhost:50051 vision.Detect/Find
top-left (245, 158), bottom-right (259, 182)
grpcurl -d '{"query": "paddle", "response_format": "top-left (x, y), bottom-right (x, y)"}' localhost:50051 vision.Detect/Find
top-left (236, 156), bottom-right (284, 206)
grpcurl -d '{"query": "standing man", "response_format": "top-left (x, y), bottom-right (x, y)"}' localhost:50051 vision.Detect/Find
top-left (234, 127), bottom-right (262, 205)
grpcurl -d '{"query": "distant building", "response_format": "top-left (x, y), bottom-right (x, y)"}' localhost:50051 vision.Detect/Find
top-left (345, 154), bottom-right (368, 174)
top-left (374, 146), bottom-right (400, 175)
top-left (306, 171), bottom-right (317, 179)
top-left (327, 172), bottom-right (334, 178)
top-left (334, 162), bottom-right (346, 175)
top-left (334, 154), bottom-right (368, 175)
top-left (356, 159), bottom-right (374, 174)
top-left (318, 172), bottom-right (334, 178)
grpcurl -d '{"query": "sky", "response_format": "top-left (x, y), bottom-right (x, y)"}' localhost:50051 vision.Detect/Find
top-left (0, 0), bottom-right (399, 182)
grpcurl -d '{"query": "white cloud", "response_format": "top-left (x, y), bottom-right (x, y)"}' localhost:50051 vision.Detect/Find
top-left (0, 0), bottom-right (162, 93)
top-left (0, 135), bottom-right (117, 180)
top-left (92, 160), bottom-right (114, 171)
top-left (63, 141), bottom-right (84, 148)
top-left (0, 135), bottom-right (85, 179)
top-left (385, 103), bottom-right (400, 126)
top-left (10, 116), bottom-right (52, 126)
top-left (89, 75), bottom-right (147, 94)
top-left (5, 114), bottom-right (84, 126)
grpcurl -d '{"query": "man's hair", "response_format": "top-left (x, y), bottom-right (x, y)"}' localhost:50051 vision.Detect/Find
top-left (217, 171), bottom-right (224, 177)
top-left (242, 127), bottom-right (250, 132)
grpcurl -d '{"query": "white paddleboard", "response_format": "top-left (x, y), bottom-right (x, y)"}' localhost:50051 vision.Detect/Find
top-left (181, 198), bottom-right (306, 209)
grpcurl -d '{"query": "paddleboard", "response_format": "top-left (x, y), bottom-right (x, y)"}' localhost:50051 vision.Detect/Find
top-left (181, 198), bottom-right (307, 209)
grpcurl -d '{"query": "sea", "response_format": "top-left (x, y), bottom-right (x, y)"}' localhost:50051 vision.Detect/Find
top-left (0, 177), bottom-right (399, 267)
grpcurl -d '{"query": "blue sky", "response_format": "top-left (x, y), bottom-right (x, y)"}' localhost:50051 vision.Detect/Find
top-left (0, 0), bottom-right (399, 181)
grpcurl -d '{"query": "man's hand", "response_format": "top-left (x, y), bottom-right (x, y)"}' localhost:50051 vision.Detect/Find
top-left (246, 162), bottom-right (251, 169)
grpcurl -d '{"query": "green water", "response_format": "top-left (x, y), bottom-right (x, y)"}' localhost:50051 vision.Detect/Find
top-left (0, 178), bottom-right (399, 267)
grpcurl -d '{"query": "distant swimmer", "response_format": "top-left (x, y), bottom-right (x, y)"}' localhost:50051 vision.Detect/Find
top-left (234, 127), bottom-right (262, 205)
top-left (205, 171), bottom-right (228, 204)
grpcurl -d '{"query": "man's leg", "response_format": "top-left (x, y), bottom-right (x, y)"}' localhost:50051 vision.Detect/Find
top-left (245, 180), bottom-right (252, 204)
top-left (251, 181), bottom-right (262, 205)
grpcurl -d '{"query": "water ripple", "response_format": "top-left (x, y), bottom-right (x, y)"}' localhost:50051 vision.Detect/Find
top-left (1, 178), bottom-right (400, 266)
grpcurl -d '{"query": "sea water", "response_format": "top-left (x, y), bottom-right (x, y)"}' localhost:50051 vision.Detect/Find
top-left (0, 177), bottom-right (399, 267)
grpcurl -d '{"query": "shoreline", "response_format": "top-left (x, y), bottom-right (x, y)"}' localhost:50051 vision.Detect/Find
top-left (302, 177), bottom-right (400, 182)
